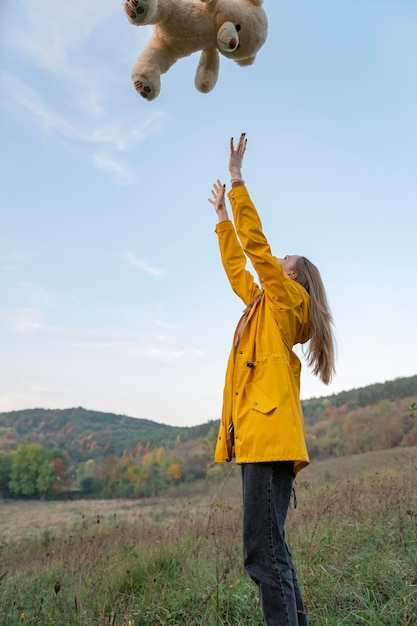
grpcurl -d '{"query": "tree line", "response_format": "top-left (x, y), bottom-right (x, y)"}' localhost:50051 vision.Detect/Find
top-left (0, 378), bottom-right (415, 500)
top-left (0, 426), bottom-right (219, 500)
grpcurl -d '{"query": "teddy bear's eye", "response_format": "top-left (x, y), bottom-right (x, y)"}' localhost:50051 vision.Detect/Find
top-left (236, 24), bottom-right (241, 32)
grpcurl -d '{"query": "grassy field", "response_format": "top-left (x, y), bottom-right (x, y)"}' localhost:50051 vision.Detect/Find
top-left (1, 446), bottom-right (416, 625)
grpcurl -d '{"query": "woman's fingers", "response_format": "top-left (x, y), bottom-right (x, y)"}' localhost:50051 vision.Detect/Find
top-left (238, 132), bottom-right (246, 153)
top-left (208, 179), bottom-right (224, 205)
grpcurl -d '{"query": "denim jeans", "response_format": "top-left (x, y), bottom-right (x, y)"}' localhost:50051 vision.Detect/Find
top-left (241, 462), bottom-right (308, 626)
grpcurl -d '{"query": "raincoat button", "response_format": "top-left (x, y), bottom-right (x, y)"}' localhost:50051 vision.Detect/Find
top-left (246, 361), bottom-right (254, 368)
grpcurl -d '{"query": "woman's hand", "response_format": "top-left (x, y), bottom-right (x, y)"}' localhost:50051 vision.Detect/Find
top-left (208, 179), bottom-right (229, 222)
top-left (229, 132), bottom-right (247, 180)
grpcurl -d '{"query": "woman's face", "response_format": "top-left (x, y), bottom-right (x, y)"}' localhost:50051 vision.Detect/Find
top-left (278, 255), bottom-right (300, 278)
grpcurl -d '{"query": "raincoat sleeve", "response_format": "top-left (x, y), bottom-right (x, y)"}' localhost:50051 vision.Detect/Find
top-left (215, 219), bottom-right (261, 305)
top-left (227, 185), bottom-right (304, 311)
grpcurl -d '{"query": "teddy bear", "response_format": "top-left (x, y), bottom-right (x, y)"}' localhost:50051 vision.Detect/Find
top-left (123, 0), bottom-right (268, 101)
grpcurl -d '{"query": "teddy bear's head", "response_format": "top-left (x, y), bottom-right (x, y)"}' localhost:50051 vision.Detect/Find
top-left (214, 0), bottom-right (268, 66)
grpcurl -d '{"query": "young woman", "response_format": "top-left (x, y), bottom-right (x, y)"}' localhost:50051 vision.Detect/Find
top-left (208, 133), bottom-right (335, 626)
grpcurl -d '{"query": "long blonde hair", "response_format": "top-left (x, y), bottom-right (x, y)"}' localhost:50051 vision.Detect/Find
top-left (294, 256), bottom-right (335, 385)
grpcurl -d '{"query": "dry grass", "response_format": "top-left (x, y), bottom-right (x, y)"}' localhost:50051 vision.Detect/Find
top-left (0, 495), bottom-right (214, 542)
top-left (0, 448), bottom-right (416, 625)
top-left (300, 444), bottom-right (417, 487)
top-left (1, 446), bottom-right (416, 543)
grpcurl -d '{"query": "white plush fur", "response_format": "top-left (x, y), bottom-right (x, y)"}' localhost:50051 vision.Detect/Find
top-left (123, 0), bottom-right (268, 100)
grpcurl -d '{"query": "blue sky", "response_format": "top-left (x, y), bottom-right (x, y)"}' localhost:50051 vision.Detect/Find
top-left (1, 0), bottom-right (416, 427)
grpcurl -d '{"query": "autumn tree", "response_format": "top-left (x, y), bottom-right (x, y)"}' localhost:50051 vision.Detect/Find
top-left (166, 463), bottom-right (181, 484)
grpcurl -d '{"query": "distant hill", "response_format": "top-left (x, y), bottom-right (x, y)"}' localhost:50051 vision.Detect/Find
top-left (302, 374), bottom-right (417, 425)
top-left (0, 407), bottom-right (216, 463)
top-left (0, 375), bottom-right (416, 463)
top-left (302, 375), bottom-right (417, 458)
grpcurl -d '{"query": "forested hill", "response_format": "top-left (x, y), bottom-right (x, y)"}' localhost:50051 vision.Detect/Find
top-left (302, 374), bottom-right (417, 425)
top-left (0, 408), bottom-right (216, 463)
top-left (0, 374), bottom-right (416, 464)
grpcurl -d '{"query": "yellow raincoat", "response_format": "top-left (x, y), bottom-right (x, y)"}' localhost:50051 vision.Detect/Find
top-left (214, 185), bottom-right (311, 476)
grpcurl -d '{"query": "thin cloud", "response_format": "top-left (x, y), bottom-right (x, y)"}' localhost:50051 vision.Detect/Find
top-left (125, 252), bottom-right (165, 278)
top-left (0, 250), bottom-right (33, 271)
top-left (63, 339), bottom-right (204, 363)
top-left (3, 0), bottom-right (146, 118)
top-left (5, 1), bottom-right (125, 83)
top-left (1, 1), bottom-right (163, 183)
top-left (60, 322), bottom-right (204, 363)
top-left (12, 308), bottom-right (64, 335)
top-left (87, 112), bottom-right (165, 150)
top-left (154, 318), bottom-right (176, 330)
top-left (19, 282), bottom-right (56, 308)
top-left (136, 346), bottom-right (204, 363)
top-left (1, 71), bottom-right (164, 183)
top-left (1, 73), bottom-right (72, 134)
top-left (2, 72), bottom-right (163, 150)
top-left (93, 152), bottom-right (132, 185)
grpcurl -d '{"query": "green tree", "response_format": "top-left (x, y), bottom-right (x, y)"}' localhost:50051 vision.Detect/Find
top-left (37, 459), bottom-right (54, 499)
top-left (9, 444), bottom-right (51, 497)
top-left (0, 452), bottom-right (12, 497)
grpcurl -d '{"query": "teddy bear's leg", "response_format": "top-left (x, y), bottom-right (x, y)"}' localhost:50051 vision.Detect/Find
top-left (123, 0), bottom-right (157, 25)
top-left (131, 55), bottom-right (161, 100)
top-left (131, 39), bottom-right (177, 101)
top-left (195, 48), bottom-right (220, 94)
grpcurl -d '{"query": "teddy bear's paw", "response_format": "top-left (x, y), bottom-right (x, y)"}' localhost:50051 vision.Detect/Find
top-left (132, 74), bottom-right (157, 100)
top-left (123, 0), bottom-right (150, 24)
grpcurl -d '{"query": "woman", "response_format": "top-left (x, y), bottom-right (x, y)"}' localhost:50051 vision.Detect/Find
top-left (208, 133), bottom-right (335, 626)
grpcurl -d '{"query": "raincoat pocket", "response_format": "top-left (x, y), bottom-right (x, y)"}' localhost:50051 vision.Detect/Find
top-left (244, 381), bottom-right (278, 414)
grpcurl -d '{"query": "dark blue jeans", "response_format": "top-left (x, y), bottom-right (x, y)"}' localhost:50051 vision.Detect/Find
top-left (241, 462), bottom-right (308, 626)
